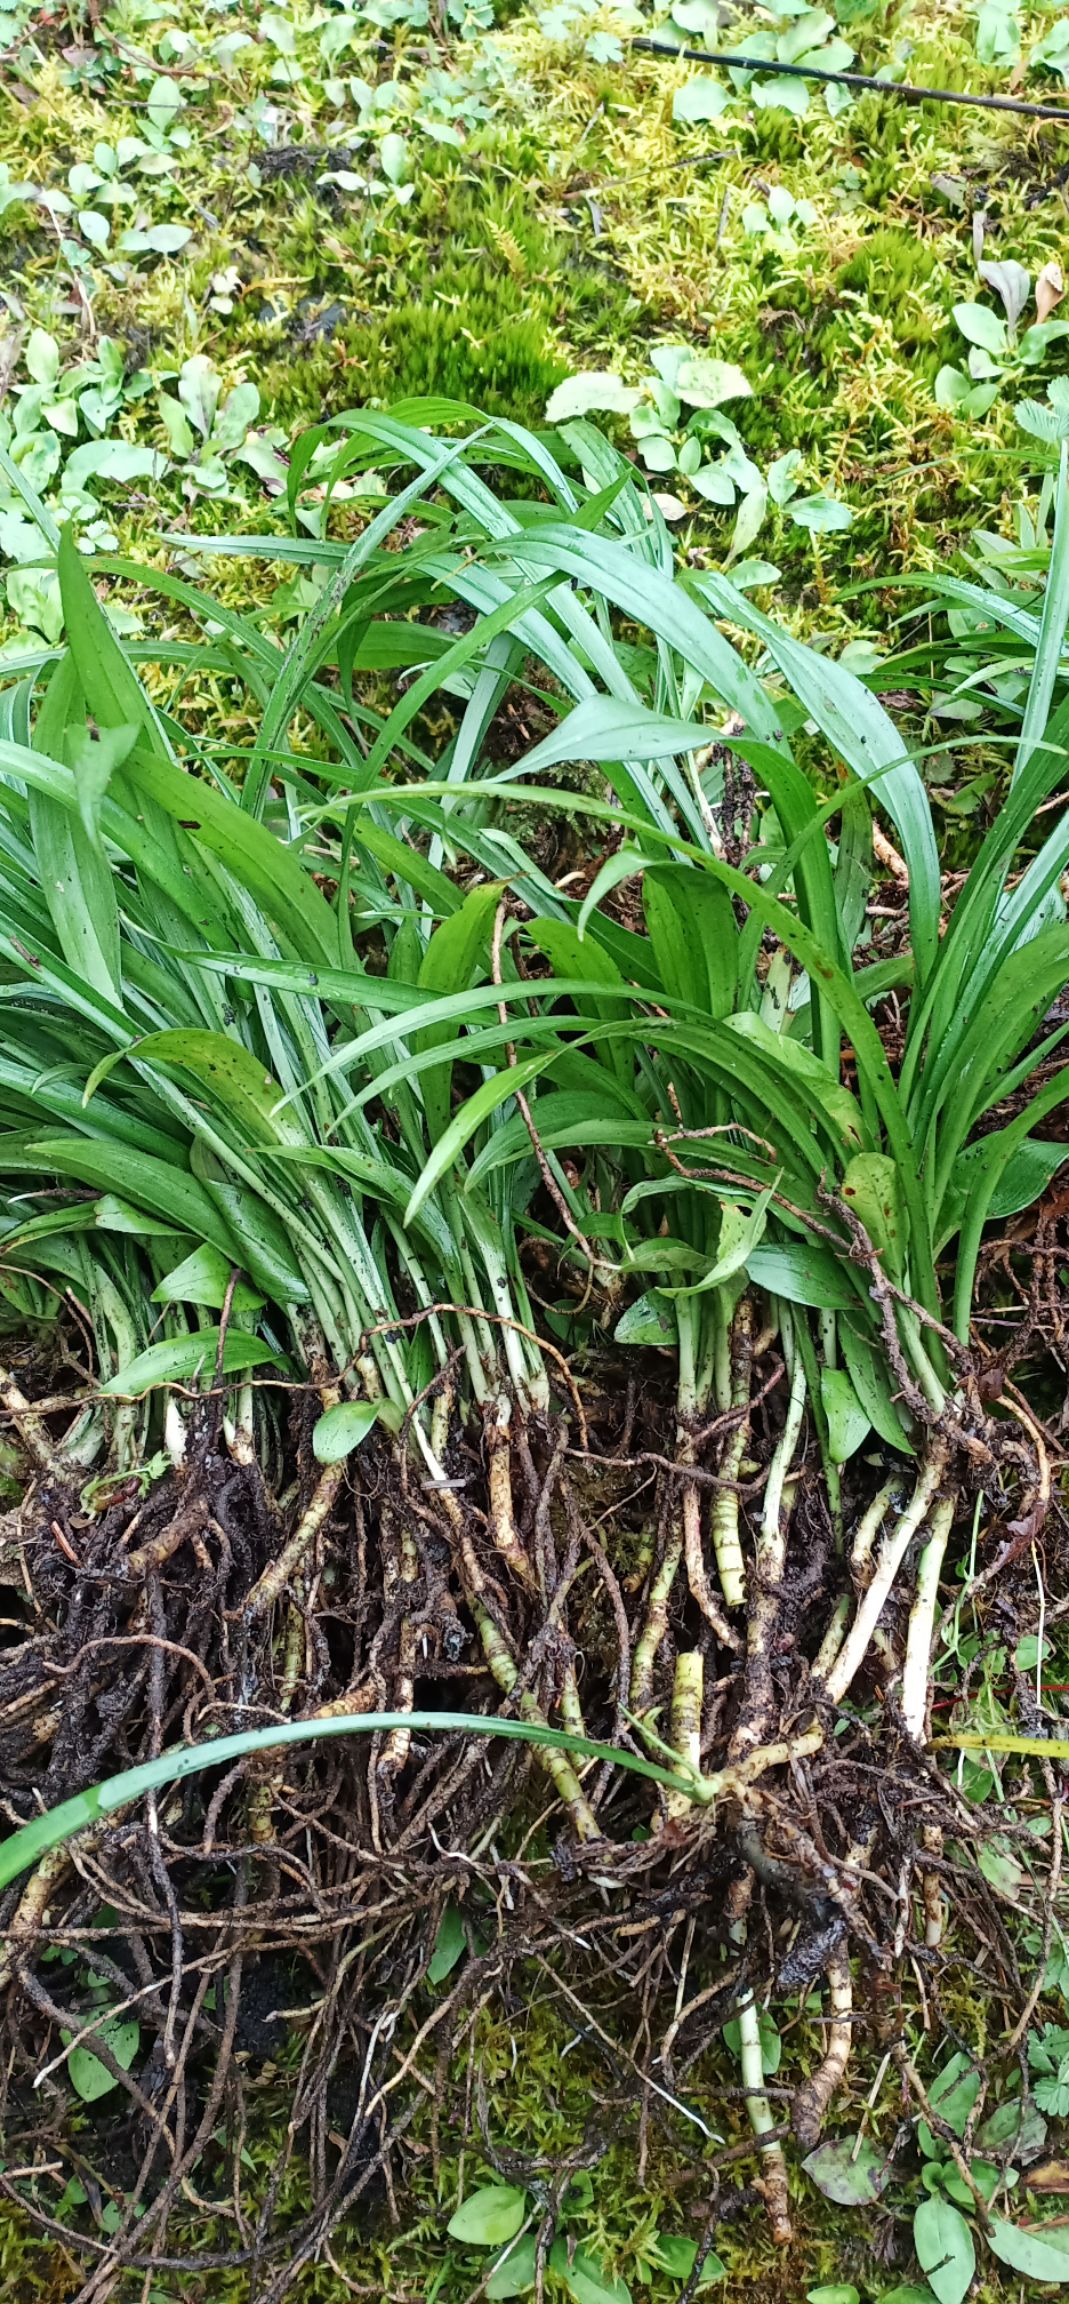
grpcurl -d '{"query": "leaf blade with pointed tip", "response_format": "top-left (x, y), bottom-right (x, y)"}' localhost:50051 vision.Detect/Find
top-left (98, 1328), bottom-right (280, 1398)
top-left (311, 1400), bottom-right (380, 1463)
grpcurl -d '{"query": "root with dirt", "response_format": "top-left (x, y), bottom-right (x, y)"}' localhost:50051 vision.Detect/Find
top-left (0, 1287), bottom-right (1062, 2299)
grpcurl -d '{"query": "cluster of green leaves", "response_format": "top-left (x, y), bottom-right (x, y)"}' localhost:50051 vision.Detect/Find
top-left (908, 2058), bottom-right (1043, 2303)
top-left (531, 0), bottom-right (636, 65)
top-left (658, 0), bottom-right (858, 118)
top-left (0, 0), bottom-right (540, 597)
top-left (0, 492), bottom-right (561, 1464)
top-left (0, 335), bottom-right (283, 647)
top-left (441, 2172), bottom-right (721, 2301)
top-left (1, 397), bottom-right (1066, 1504)
top-left (3, 72), bottom-right (198, 281)
top-left (546, 349), bottom-right (852, 549)
top-left (4, 0), bottom-right (510, 220)
top-left (974, 0), bottom-right (1069, 80)
top-left (1, 396), bottom-right (1069, 2301)
top-left (7, 0), bottom-right (1069, 641)
top-left (936, 262), bottom-right (1069, 421)
top-left (886, 468), bottom-right (1069, 735)
top-left (254, 8), bottom-right (507, 175)
top-left (1029, 2022), bottom-right (1069, 2116)
top-left (0, 331), bottom-right (155, 640)
top-left (42, 1922), bottom-right (141, 2106)
top-left (808, 2045), bottom-right (1069, 2302)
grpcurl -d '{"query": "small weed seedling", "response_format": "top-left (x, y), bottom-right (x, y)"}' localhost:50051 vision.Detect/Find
top-left (546, 345), bottom-right (852, 546)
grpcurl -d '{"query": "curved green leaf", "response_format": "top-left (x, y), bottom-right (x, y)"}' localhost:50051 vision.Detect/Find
top-left (0, 1713), bottom-right (698, 1895)
top-left (98, 1327), bottom-right (280, 1397)
top-left (312, 1399), bottom-right (380, 1463)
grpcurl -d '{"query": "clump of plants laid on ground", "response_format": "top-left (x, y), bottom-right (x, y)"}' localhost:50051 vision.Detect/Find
top-left (0, 406), bottom-right (1065, 2298)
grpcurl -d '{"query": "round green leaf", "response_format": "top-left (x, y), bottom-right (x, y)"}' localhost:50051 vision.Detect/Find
top-left (545, 374), bottom-right (641, 423)
top-left (614, 1291), bottom-right (677, 1347)
top-left (802, 2134), bottom-right (889, 2205)
top-left (638, 433), bottom-right (677, 474)
top-left (789, 493), bottom-right (853, 534)
top-left (918, 2052), bottom-right (981, 2147)
top-left (673, 74), bottom-right (731, 122)
top-left (952, 301), bottom-right (1008, 356)
top-left (691, 461), bottom-right (737, 505)
top-left (486, 2235), bottom-right (538, 2299)
top-left (675, 355), bottom-right (752, 408)
top-left (65, 2013), bottom-right (140, 2102)
top-left (64, 439), bottom-right (168, 491)
top-left (447, 2185), bottom-right (527, 2248)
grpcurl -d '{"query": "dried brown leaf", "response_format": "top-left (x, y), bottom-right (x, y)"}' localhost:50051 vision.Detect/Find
top-left (1023, 2162), bottom-right (1069, 2195)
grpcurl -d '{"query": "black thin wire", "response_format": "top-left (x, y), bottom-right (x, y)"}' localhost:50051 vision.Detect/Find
top-left (633, 36), bottom-right (1069, 126)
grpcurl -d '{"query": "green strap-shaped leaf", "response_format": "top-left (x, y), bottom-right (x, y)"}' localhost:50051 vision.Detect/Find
top-left (416, 881), bottom-right (504, 1142)
top-left (28, 1137), bottom-right (245, 1255)
top-left (405, 1052), bottom-right (554, 1224)
top-left (55, 531), bottom-right (338, 967)
top-left (0, 1712), bottom-right (697, 1895)
top-left (700, 571), bottom-right (941, 984)
top-left (644, 865), bottom-right (737, 1026)
top-left (30, 655), bottom-right (122, 1005)
top-left (1015, 442), bottom-right (1069, 782)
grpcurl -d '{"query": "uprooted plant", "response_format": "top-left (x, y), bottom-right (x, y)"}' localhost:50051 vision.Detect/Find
top-left (0, 407), bottom-right (1065, 2290)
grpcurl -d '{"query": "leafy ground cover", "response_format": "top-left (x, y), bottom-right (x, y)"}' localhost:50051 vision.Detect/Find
top-left (4, 0), bottom-right (1069, 624)
top-left (2, 3), bottom-right (1069, 2303)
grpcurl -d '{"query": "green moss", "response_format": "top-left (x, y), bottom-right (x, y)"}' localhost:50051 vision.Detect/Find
top-left (738, 110), bottom-right (808, 166)
top-left (260, 296), bottom-right (567, 425)
top-left (837, 224), bottom-right (937, 300)
top-left (250, 137), bottom-right (638, 423)
top-left (6, 0), bottom-right (1065, 612)
top-left (0, 1958), bottom-right (1040, 2303)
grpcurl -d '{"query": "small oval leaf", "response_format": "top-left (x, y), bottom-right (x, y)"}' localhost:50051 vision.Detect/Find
top-left (913, 2196), bottom-right (974, 2304)
top-left (151, 1242), bottom-right (263, 1315)
top-left (548, 2241), bottom-right (632, 2304)
top-left (820, 1367), bottom-right (872, 1463)
top-left (428, 1903), bottom-right (467, 1985)
top-left (614, 1290), bottom-right (677, 1348)
top-left (311, 1400), bottom-right (380, 1464)
top-left (447, 2185), bottom-right (527, 2247)
top-left (648, 2233), bottom-right (726, 2286)
top-left (802, 2134), bottom-right (889, 2206)
top-left (988, 2216), bottom-right (1069, 2282)
top-left (486, 2234), bottom-right (538, 2299)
